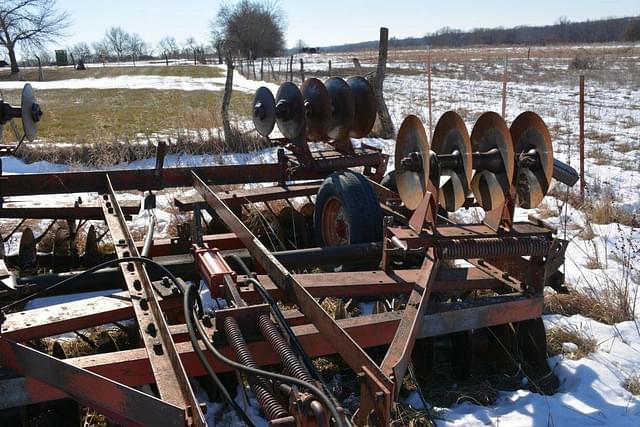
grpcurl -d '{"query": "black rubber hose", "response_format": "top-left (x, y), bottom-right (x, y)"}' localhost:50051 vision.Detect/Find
top-left (183, 278), bottom-right (256, 426)
top-left (185, 284), bottom-right (347, 427)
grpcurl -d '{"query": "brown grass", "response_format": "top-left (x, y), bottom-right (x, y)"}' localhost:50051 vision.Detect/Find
top-left (546, 324), bottom-right (598, 359)
top-left (0, 64), bottom-right (223, 82)
top-left (624, 375), bottom-right (640, 395)
top-left (545, 287), bottom-right (635, 325)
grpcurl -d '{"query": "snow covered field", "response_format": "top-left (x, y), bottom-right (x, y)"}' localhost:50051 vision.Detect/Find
top-left (1, 43), bottom-right (639, 425)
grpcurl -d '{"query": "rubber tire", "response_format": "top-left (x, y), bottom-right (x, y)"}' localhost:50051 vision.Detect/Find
top-left (314, 170), bottom-right (382, 247)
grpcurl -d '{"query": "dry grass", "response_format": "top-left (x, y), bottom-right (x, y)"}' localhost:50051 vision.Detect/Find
top-left (0, 64), bottom-right (223, 82)
top-left (624, 375), bottom-right (640, 395)
top-left (545, 287), bottom-right (636, 325)
top-left (546, 324), bottom-right (598, 359)
top-left (0, 87), bottom-right (252, 146)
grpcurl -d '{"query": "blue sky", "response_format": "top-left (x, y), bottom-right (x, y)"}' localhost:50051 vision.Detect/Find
top-left (56, 0), bottom-right (638, 50)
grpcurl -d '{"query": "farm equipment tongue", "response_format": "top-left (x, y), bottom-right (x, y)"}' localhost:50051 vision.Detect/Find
top-left (0, 77), bottom-right (578, 426)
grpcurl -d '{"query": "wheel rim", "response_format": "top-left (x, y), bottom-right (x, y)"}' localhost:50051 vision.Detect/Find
top-left (321, 196), bottom-right (350, 246)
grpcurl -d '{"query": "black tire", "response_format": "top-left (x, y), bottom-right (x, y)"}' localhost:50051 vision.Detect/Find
top-left (314, 170), bottom-right (382, 247)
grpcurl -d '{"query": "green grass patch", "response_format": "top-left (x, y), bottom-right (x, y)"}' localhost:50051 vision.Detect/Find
top-left (0, 88), bottom-right (252, 144)
top-left (0, 64), bottom-right (224, 82)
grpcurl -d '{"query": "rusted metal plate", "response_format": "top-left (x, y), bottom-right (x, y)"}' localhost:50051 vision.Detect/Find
top-left (0, 200), bottom-right (140, 219)
top-left (136, 233), bottom-right (241, 257)
top-left (0, 338), bottom-right (185, 426)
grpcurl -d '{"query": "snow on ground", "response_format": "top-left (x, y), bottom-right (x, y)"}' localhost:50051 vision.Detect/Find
top-left (0, 64), bottom-right (278, 94)
top-left (2, 44), bottom-right (639, 425)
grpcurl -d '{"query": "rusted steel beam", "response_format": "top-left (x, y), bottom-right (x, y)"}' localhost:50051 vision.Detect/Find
top-left (2, 267), bottom-right (499, 343)
top-left (0, 338), bottom-right (185, 426)
top-left (0, 151), bottom-right (384, 197)
top-left (101, 175), bottom-right (205, 425)
top-left (0, 200), bottom-right (140, 219)
top-left (174, 182), bottom-right (322, 212)
top-left (192, 171), bottom-right (395, 399)
top-left (380, 249), bottom-right (439, 399)
top-left (0, 295), bottom-right (543, 409)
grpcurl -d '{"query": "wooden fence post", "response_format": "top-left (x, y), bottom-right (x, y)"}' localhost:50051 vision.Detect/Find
top-left (328, 60), bottom-right (332, 77)
top-left (370, 27), bottom-right (395, 138)
top-left (300, 58), bottom-right (305, 82)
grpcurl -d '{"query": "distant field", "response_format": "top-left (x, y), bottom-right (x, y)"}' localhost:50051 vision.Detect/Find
top-left (0, 65), bottom-right (224, 82)
top-left (0, 87), bottom-right (251, 144)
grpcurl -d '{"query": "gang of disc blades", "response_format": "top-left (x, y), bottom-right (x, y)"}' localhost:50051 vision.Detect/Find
top-left (21, 83), bottom-right (40, 142)
top-left (252, 86), bottom-right (276, 137)
top-left (325, 77), bottom-right (355, 141)
top-left (301, 78), bottom-right (331, 141)
top-left (395, 115), bottom-right (431, 210)
top-left (510, 111), bottom-right (554, 209)
top-left (347, 76), bottom-right (377, 138)
top-left (431, 111), bottom-right (473, 211)
top-left (470, 112), bottom-right (514, 211)
top-left (275, 82), bottom-right (305, 140)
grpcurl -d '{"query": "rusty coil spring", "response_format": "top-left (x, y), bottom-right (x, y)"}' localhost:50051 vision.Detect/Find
top-left (222, 316), bottom-right (288, 420)
top-left (436, 237), bottom-right (551, 260)
top-left (258, 314), bottom-right (313, 383)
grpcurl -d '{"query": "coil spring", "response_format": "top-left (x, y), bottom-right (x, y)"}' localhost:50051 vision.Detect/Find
top-left (436, 236), bottom-right (551, 260)
top-left (222, 316), bottom-right (288, 420)
top-left (258, 314), bottom-right (313, 383)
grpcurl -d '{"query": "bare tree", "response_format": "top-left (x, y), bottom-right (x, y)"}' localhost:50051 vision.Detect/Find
top-left (0, 0), bottom-right (70, 73)
top-left (158, 36), bottom-right (179, 59)
top-left (104, 26), bottom-right (129, 62)
top-left (184, 36), bottom-right (197, 64)
top-left (127, 33), bottom-right (146, 66)
top-left (213, 0), bottom-right (286, 59)
top-left (295, 39), bottom-right (307, 52)
top-left (71, 42), bottom-right (91, 61)
top-left (92, 40), bottom-right (110, 63)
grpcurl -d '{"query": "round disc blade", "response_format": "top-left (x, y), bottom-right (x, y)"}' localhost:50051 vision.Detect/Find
top-left (252, 86), bottom-right (276, 137)
top-left (347, 76), bottom-right (377, 138)
top-left (395, 115), bottom-right (430, 210)
top-left (21, 83), bottom-right (39, 142)
top-left (432, 111), bottom-right (472, 211)
top-left (325, 77), bottom-right (355, 140)
top-left (510, 112), bottom-right (554, 209)
top-left (470, 112), bottom-right (514, 211)
top-left (275, 82), bottom-right (305, 140)
top-left (18, 227), bottom-right (37, 270)
top-left (301, 78), bottom-right (331, 141)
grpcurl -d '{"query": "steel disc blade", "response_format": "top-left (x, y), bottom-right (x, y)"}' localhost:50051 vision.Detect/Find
top-left (275, 82), bottom-right (305, 140)
top-left (439, 173), bottom-right (465, 212)
top-left (301, 78), bottom-right (331, 141)
top-left (432, 111), bottom-right (472, 211)
top-left (470, 112), bottom-right (514, 211)
top-left (18, 227), bottom-right (37, 270)
top-left (21, 83), bottom-right (39, 142)
top-left (252, 87), bottom-right (276, 137)
top-left (471, 170), bottom-right (507, 211)
top-left (510, 112), bottom-right (553, 209)
top-left (395, 115), bottom-right (430, 210)
top-left (347, 76), bottom-right (377, 138)
top-left (325, 77), bottom-right (355, 140)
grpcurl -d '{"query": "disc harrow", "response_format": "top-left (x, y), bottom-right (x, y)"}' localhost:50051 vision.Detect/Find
top-left (0, 78), bottom-right (580, 427)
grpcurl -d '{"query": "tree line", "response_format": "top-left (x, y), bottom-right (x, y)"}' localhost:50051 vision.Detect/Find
top-left (321, 16), bottom-right (640, 53)
top-left (1, 0), bottom-right (288, 72)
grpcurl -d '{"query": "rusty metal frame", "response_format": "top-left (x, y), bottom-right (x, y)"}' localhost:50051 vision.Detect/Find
top-left (100, 174), bottom-right (205, 426)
